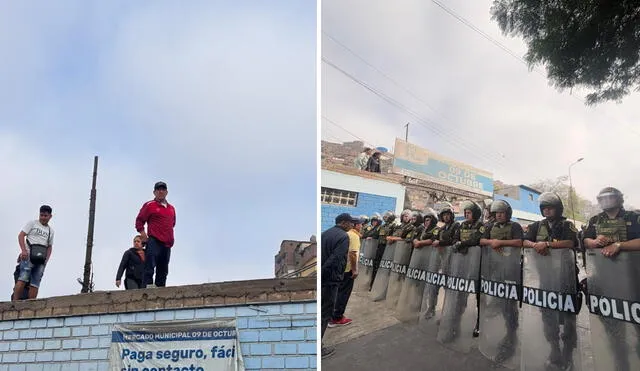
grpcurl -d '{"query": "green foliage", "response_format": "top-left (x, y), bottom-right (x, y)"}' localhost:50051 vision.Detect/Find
top-left (491, 0), bottom-right (640, 105)
top-left (528, 177), bottom-right (596, 222)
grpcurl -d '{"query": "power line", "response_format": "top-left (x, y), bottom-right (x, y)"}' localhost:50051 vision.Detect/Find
top-left (323, 31), bottom-right (508, 165)
top-left (322, 115), bottom-right (377, 148)
top-left (431, 0), bottom-right (640, 137)
top-left (323, 57), bottom-right (507, 169)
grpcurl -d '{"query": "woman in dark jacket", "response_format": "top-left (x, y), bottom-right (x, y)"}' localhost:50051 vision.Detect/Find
top-left (366, 151), bottom-right (382, 173)
top-left (116, 235), bottom-right (146, 290)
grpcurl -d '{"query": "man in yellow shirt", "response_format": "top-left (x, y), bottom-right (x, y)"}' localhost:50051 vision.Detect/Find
top-left (328, 217), bottom-right (363, 327)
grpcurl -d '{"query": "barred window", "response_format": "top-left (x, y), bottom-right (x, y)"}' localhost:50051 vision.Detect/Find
top-left (321, 187), bottom-right (358, 207)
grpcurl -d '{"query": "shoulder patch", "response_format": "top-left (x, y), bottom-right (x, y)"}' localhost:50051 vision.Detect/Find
top-left (479, 226), bottom-right (485, 234)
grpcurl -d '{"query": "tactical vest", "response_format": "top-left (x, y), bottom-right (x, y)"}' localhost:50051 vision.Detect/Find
top-left (409, 225), bottom-right (424, 240)
top-left (535, 221), bottom-right (551, 242)
top-left (438, 222), bottom-right (456, 242)
top-left (378, 223), bottom-right (392, 245)
top-left (460, 221), bottom-right (481, 242)
top-left (594, 212), bottom-right (632, 242)
top-left (420, 226), bottom-right (438, 241)
top-left (393, 222), bottom-right (413, 238)
top-left (490, 222), bottom-right (514, 240)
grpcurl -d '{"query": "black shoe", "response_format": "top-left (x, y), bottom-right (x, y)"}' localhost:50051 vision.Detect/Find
top-left (321, 346), bottom-right (336, 359)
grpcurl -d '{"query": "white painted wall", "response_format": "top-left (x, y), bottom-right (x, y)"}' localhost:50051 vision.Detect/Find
top-left (321, 170), bottom-right (406, 216)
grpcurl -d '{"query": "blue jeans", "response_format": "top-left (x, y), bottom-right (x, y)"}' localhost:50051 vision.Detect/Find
top-left (144, 237), bottom-right (171, 287)
top-left (18, 260), bottom-right (45, 288)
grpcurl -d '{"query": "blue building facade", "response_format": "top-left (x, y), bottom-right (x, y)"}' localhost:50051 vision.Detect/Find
top-left (321, 192), bottom-right (397, 232)
top-left (321, 170), bottom-right (406, 233)
top-left (494, 185), bottom-right (542, 224)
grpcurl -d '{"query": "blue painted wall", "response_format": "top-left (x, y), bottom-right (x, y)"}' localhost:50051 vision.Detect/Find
top-left (494, 186), bottom-right (541, 224)
top-left (321, 192), bottom-right (397, 232)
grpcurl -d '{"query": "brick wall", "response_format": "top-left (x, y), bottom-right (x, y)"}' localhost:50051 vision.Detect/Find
top-left (0, 277), bottom-right (316, 371)
top-left (321, 192), bottom-right (397, 232)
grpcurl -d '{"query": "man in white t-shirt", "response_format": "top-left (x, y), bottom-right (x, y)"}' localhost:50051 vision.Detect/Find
top-left (13, 205), bottom-right (55, 300)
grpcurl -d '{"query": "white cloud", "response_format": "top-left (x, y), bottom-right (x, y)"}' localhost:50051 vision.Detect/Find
top-left (0, 2), bottom-right (316, 299)
top-left (322, 0), bottom-right (640, 207)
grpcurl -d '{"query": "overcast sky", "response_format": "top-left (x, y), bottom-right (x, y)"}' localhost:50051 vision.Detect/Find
top-left (0, 1), bottom-right (316, 298)
top-left (322, 0), bottom-right (640, 209)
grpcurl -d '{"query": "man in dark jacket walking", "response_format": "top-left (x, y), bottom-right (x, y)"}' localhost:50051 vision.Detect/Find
top-left (321, 213), bottom-right (356, 359)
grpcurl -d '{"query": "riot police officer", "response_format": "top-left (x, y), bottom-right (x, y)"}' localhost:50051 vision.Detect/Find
top-left (453, 201), bottom-right (484, 254)
top-left (387, 209), bottom-right (416, 243)
top-left (421, 205), bottom-right (459, 319)
top-left (363, 213), bottom-right (382, 239)
top-left (360, 215), bottom-right (371, 236)
top-left (408, 211), bottom-right (425, 241)
top-left (583, 187), bottom-right (640, 371)
top-left (413, 209), bottom-right (439, 249)
top-left (438, 201), bottom-right (483, 342)
top-left (371, 211), bottom-right (397, 290)
top-left (522, 192), bottom-right (579, 369)
top-left (479, 200), bottom-right (524, 364)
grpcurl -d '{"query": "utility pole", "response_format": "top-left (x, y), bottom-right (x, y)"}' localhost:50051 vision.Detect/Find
top-left (81, 156), bottom-right (98, 293)
top-left (404, 122), bottom-right (409, 141)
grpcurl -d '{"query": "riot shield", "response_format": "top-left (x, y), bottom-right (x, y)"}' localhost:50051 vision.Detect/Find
top-left (585, 250), bottom-right (640, 371)
top-left (396, 245), bottom-right (432, 322)
top-left (354, 238), bottom-right (378, 292)
top-left (521, 248), bottom-right (582, 371)
top-left (436, 245), bottom-right (481, 353)
top-left (418, 246), bottom-right (451, 330)
top-left (370, 241), bottom-right (396, 302)
top-left (385, 241), bottom-right (413, 309)
top-left (478, 246), bottom-right (522, 369)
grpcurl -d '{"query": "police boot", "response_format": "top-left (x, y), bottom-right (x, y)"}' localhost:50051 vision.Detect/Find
top-left (544, 342), bottom-right (564, 370)
top-left (424, 306), bottom-right (436, 320)
top-left (439, 323), bottom-right (461, 344)
top-left (494, 331), bottom-right (517, 363)
top-left (561, 349), bottom-right (574, 371)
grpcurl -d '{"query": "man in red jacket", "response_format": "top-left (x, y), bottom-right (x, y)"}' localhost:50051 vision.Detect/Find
top-left (135, 181), bottom-right (176, 288)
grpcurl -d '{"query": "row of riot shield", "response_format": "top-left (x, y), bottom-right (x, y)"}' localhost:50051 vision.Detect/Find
top-left (357, 239), bottom-right (640, 371)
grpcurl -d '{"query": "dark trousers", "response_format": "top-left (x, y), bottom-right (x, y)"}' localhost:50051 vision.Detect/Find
top-left (600, 317), bottom-right (640, 371)
top-left (333, 271), bottom-right (354, 320)
top-left (502, 300), bottom-right (519, 335)
top-left (144, 237), bottom-right (171, 287)
top-left (541, 311), bottom-right (577, 349)
top-left (370, 244), bottom-right (386, 290)
top-left (321, 284), bottom-right (338, 340)
top-left (124, 278), bottom-right (143, 290)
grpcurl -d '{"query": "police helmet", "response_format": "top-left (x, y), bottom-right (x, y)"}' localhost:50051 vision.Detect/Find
top-left (461, 200), bottom-right (482, 221)
top-left (401, 209), bottom-right (412, 222)
top-left (538, 192), bottom-right (564, 217)
top-left (383, 211), bottom-right (396, 223)
top-left (490, 199), bottom-right (513, 220)
top-left (370, 213), bottom-right (382, 223)
top-left (437, 205), bottom-right (455, 222)
top-left (597, 187), bottom-right (624, 211)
